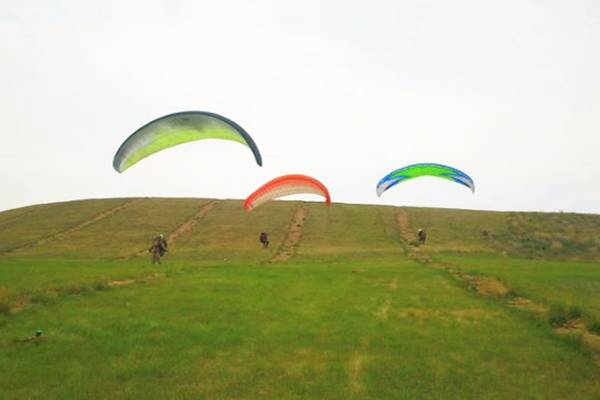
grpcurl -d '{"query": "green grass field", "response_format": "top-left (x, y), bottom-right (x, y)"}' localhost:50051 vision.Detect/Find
top-left (1, 198), bottom-right (599, 399)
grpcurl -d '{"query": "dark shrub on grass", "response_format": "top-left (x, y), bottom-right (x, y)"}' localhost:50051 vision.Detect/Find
top-left (63, 285), bottom-right (93, 295)
top-left (566, 305), bottom-right (583, 320)
top-left (94, 282), bottom-right (109, 291)
top-left (548, 304), bottom-right (568, 327)
top-left (588, 320), bottom-right (600, 335)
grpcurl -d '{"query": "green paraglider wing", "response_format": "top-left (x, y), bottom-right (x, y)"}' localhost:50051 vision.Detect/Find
top-left (376, 163), bottom-right (475, 196)
top-left (113, 111), bottom-right (262, 172)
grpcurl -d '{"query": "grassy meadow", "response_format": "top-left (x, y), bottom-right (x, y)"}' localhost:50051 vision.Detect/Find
top-left (1, 198), bottom-right (599, 399)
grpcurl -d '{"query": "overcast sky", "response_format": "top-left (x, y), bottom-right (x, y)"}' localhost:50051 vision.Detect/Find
top-left (2, 0), bottom-right (599, 213)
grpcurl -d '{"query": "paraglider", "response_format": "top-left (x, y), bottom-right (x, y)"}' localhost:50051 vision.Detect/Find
top-left (113, 111), bottom-right (262, 173)
top-left (259, 232), bottom-right (270, 248)
top-left (244, 174), bottom-right (331, 211)
top-left (376, 163), bottom-right (475, 197)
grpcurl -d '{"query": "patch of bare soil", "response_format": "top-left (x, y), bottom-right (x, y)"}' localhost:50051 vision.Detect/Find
top-left (583, 332), bottom-right (600, 353)
top-left (10, 298), bottom-right (29, 314)
top-left (2, 198), bottom-right (144, 255)
top-left (395, 307), bottom-right (432, 319)
top-left (107, 279), bottom-right (136, 287)
top-left (374, 299), bottom-right (392, 320)
top-left (347, 354), bottom-right (365, 394)
top-left (395, 307), bottom-right (499, 323)
top-left (396, 209), bottom-right (414, 243)
top-left (388, 277), bottom-right (398, 289)
top-left (107, 272), bottom-right (166, 288)
top-left (509, 297), bottom-right (547, 313)
top-left (471, 276), bottom-right (509, 297)
top-left (271, 206), bottom-right (307, 262)
top-left (443, 266), bottom-right (509, 297)
top-left (554, 319), bottom-right (600, 361)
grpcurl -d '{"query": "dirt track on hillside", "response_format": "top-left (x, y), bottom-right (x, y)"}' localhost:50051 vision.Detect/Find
top-left (271, 206), bottom-right (307, 262)
top-left (396, 209), bottom-right (414, 244)
top-left (123, 200), bottom-right (216, 260)
top-left (167, 201), bottom-right (216, 246)
top-left (1, 198), bottom-right (144, 255)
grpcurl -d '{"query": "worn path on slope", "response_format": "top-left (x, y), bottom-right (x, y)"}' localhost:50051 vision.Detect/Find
top-left (270, 206), bottom-right (307, 262)
top-left (124, 200), bottom-right (216, 260)
top-left (1, 199), bottom-right (144, 256)
top-left (395, 207), bottom-right (600, 368)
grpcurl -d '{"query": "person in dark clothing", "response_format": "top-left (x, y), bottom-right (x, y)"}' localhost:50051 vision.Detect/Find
top-left (149, 234), bottom-right (168, 264)
top-left (259, 232), bottom-right (269, 248)
top-left (417, 228), bottom-right (427, 245)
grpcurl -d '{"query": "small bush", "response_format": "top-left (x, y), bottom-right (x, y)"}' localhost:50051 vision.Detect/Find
top-left (548, 304), bottom-right (568, 327)
top-left (566, 305), bottom-right (583, 320)
top-left (63, 286), bottom-right (83, 295)
top-left (94, 282), bottom-right (109, 291)
top-left (588, 320), bottom-right (600, 335)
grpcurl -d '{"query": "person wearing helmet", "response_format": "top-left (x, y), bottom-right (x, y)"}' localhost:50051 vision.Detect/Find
top-left (149, 234), bottom-right (168, 264)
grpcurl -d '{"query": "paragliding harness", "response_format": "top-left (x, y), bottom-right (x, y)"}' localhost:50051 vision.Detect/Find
top-left (149, 236), bottom-right (168, 263)
top-left (259, 232), bottom-right (269, 248)
top-left (417, 229), bottom-right (427, 245)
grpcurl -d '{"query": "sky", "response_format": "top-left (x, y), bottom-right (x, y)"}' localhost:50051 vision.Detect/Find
top-left (1, 0), bottom-right (599, 213)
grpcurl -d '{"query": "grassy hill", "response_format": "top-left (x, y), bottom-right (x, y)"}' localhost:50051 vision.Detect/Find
top-left (1, 198), bottom-right (599, 399)
top-left (2, 198), bottom-right (599, 261)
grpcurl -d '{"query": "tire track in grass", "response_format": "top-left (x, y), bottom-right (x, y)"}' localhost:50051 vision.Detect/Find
top-left (0, 199), bottom-right (144, 256)
top-left (270, 205), bottom-right (307, 262)
top-left (123, 200), bottom-right (216, 260)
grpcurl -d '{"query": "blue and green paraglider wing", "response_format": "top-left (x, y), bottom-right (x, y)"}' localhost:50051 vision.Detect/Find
top-left (113, 111), bottom-right (262, 173)
top-left (376, 163), bottom-right (475, 196)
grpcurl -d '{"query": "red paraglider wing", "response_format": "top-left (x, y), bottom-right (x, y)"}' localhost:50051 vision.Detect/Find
top-left (244, 174), bottom-right (331, 211)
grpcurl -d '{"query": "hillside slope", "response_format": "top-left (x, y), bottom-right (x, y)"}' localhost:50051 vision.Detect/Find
top-left (2, 198), bottom-right (600, 399)
top-left (0, 198), bottom-right (598, 262)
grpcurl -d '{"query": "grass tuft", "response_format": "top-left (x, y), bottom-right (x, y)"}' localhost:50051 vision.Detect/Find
top-left (62, 284), bottom-right (93, 296)
top-left (588, 320), bottom-right (600, 335)
top-left (566, 305), bottom-right (584, 320)
top-left (30, 291), bottom-right (59, 306)
top-left (93, 282), bottom-right (109, 291)
top-left (548, 304), bottom-right (569, 327)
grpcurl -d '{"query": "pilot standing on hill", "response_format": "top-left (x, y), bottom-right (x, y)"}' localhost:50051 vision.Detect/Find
top-left (149, 234), bottom-right (168, 264)
top-left (417, 228), bottom-right (427, 245)
top-left (259, 232), bottom-right (269, 248)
